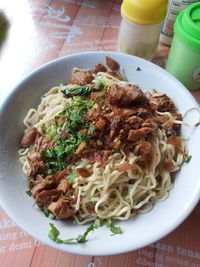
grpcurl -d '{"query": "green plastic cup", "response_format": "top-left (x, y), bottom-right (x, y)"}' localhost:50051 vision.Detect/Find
top-left (166, 2), bottom-right (200, 91)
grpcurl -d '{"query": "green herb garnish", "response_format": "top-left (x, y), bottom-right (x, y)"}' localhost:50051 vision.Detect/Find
top-left (62, 85), bottom-right (92, 98)
top-left (76, 224), bottom-right (94, 243)
top-left (48, 223), bottom-right (76, 244)
top-left (43, 208), bottom-right (55, 219)
top-left (41, 97), bottom-right (92, 174)
top-left (183, 155), bottom-right (192, 164)
top-left (46, 126), bottom-right (57, 138)
top-left (48, 218), bottom-right (122, 245)
top-left (107, 218), bottom-right (123, 235)
top-left (48, 223), bottom-right (95, 244)
top-left (93, 218), bottom-right (101, 229)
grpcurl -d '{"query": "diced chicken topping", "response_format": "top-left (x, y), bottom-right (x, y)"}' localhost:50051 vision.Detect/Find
top-left (70, 68), bottom-right (94, 85)
top-left (106, 56), bottom-right (120, 71)
top-left (48, 199), bottom-right (74, 220)
top-left (107, 84), bottom-right (147, 107)
top-left (21, 127), bottom-right (38, 148)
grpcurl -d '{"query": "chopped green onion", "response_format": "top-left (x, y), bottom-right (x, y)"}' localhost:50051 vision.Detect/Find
top-left (183, 155), bottom-right (192, 164)
top-left (93, 218), bottom-right (101, 229)
top-left (48, 223), bottom-right (95, 244)
top-left (41, 97), bottom-right (92, 174)
top-left (107, 218), bottom-right (123, 235)
top-left (62, 86), bottom-right (91, 98)
top-left (48, 223), bottom-right (76, 244)
top-left (43, 208), bottom-right (55, 219)
top-left (76, 224), bottom-right (94, 243)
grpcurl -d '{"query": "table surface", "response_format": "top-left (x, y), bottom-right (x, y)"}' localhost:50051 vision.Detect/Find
top-left (0, 1), bottom-right (200, 267)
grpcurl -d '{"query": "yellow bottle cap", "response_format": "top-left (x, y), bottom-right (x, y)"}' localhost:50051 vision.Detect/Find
top-left (121, 0), bottom-right (167, 25)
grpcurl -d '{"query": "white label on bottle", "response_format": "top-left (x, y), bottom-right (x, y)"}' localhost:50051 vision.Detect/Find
top-left (193, 67), bottom-right (200, 83)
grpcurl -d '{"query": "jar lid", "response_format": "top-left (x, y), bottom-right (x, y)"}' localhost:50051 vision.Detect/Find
top-left (121, 0), bottom-right (167, 25)
top-left (175, 2), bottom-right (200, 51)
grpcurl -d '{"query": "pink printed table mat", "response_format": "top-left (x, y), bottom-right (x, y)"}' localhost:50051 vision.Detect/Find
top-left (0, 1), bottom-right (200, 266)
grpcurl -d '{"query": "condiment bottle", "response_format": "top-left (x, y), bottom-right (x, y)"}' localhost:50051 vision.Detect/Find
top-left (117, 0), bottom-right (167, 60)
top-left (165, 2), bottom-right (200, 91)
top-left (160, 0), bottom-right (199, 46)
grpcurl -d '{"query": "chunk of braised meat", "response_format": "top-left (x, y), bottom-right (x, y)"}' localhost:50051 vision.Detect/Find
top-left (70, 68), bottom-right (94, 85)
top-left (35, 189), bottom-right (62, 206)
top-left (31, 171), bottom-right (69, 210)
top-left (110, 117), bottom-right (121, 130)
top-left (34, 135), bottom-right (55, 152)
top-left (95, 117), bottom-right (107, 131)
top-left (47, 170), bottom-right (68, 185)
top-left (128, 127), bottom-right (152, 141)
top-left (93, 63), bottom-right (107, 73)
top-left (56, 179), bottom-right (68, 193)
top-left (105, 56), bottom-right (120, 71)
top-left (112, 138), bottom-right (121, 149)
top-left (27, 136), bottom-right (56, 177)
top-left (109, 108), bottom-right (136, 118)
top-left (28, 152), bottom-right (45, 176)
top-left (75, 141), bottom-right (87, 155)
top-left (31, 178), bottom-right (55, 197)
top-left (21, 127), bottom-right (38, 148)
top-left (141, 119), bottom-right (156, 129)
top-left (107, 84), bottom-right (147, 107)
top-left (109, 117), bottom-right (121, 140)
top-left (148, 92), bottom-right (176, 113)
top-left (125, 116), bottom-right (143, 129)
top-left (48, 199), bottom-right (74, 220)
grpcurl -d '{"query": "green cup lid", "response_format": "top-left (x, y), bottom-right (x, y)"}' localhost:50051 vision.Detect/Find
top-left (175, 2), bottom-right (200, 51)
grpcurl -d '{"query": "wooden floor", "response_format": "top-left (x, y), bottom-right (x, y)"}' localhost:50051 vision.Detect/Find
top-left (0, 1), bottom-right (200, 266)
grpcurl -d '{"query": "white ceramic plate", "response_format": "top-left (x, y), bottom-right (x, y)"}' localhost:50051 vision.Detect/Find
top-left (0, 51), bottom-right (200, 256)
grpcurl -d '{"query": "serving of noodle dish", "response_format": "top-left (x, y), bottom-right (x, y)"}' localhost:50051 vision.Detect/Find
top-left (19, 57), bottom-right (188, 243)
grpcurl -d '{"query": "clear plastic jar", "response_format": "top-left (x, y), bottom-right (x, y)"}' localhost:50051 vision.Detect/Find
top-left (117, 0), bottom-right (167, 60)
top-left (117, 17), bottom-right (161, 60)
